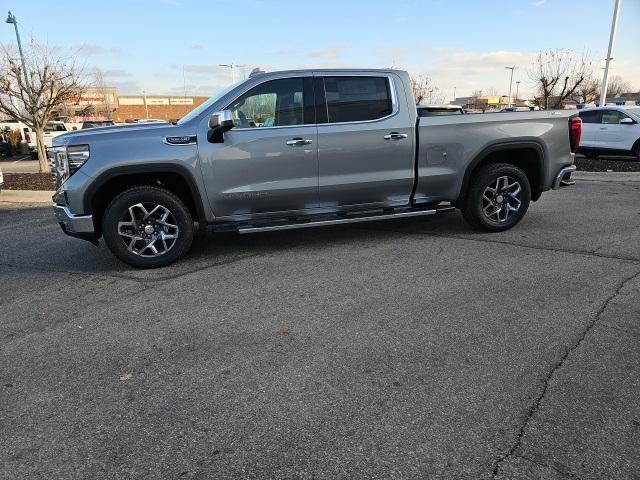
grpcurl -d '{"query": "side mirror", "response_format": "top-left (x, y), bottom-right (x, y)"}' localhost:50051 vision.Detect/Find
top-left (620, 117), bottom-right (634, 125)
top-left (208, 110), bottom-right (234, 129)
top-left (208, 110), bottom-right (234, 143)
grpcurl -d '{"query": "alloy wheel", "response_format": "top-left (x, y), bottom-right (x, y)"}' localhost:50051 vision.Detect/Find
top-left (481, 175), bottom-right (522, 223)
top-left (117, 202), bottom-right (179, 257)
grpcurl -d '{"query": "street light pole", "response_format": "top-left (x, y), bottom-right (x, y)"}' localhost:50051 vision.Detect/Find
top-left (5, 11), bottom-right (30, 91)
top-left (505, 66), bottom-right (516, 108)
top-left (515, 81), bottom-right (521, 104)
top-left (219, 63), bottom-right (246, 83)
top-left (599, 0), bottom-right (622, 107)
top-left (453, 86), bottom-right (456, 103)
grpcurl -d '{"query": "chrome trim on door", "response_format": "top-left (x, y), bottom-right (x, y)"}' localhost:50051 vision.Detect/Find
top-left (286, 138), bottom-right (313, 146)
top-left (383, 132), bottom-right (408, 140)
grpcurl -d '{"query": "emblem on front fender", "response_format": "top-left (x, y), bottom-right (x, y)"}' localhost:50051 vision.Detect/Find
top-left (164, 135), bottom-right (197, 145)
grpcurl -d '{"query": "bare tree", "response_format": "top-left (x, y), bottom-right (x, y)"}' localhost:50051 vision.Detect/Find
top-left (572, 74), bottom-right (599, 104)
top-left (0, 43), bottom-right (87, 172)
top-left (607, 75), bottom-right (632, 97)
top-left (410, 74), bottom-right (433, 104)
top-left (528, 49), bottom-right (592, 110)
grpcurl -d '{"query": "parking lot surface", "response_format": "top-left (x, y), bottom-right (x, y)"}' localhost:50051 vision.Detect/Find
top-left (1, 173), bottom-right (639, 479)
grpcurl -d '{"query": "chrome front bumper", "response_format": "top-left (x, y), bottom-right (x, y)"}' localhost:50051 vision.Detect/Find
top-left (53, 204), bottom-right (98, 244)
top-left (552, 165), bottom-right (577, 190)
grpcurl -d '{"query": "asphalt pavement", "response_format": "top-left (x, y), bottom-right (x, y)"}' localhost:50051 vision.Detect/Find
top-left (0, 174), bottom-right (639, 479)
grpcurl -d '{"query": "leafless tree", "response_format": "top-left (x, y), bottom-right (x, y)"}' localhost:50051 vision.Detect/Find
top-left (410, 74), bottom-right (433, 104)
top-left (572, 74), bottom-right (599, 104)
top-left (528, 49), bottom-right (592, 110)
top-left (606, 75), bottom-right (632, 97)
top-left (0, 43), bottom-right (87, 172)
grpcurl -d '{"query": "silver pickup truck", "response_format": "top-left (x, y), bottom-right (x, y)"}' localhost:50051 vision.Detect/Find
top-left (51, 69), bottom-right (581, 267)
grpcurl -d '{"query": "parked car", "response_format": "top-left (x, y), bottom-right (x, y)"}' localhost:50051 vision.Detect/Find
top-left (43, 121), bottom-right (69, 149)
top-left (51, 68), bottom-right (580, 267)
top-left (82, 120), bottom-right (115, 129)
top-left (578, 106), bottom-right (640, 160)
top-left (417, 104), bottom-right (464, 117)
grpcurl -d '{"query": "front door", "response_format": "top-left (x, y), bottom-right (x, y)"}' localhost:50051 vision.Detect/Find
top-left (198, 76), bottom-right (318, 219)
top-left (599, 109), bottom-right (638, 151)
top-left (316, 74), bottom-right (415, 209)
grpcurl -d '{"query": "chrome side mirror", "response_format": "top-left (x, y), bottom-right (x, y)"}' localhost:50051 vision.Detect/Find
top-left (208, 110), bottom-right (234, 129)
top-left (208, 110), bottom-right (235, 143)
top-left (619, 117), bottom-right (634, 125)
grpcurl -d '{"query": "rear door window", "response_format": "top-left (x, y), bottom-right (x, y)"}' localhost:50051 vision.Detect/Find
top-left (578, 110), bottom-right (601, 123)
top-left (322, 76), bottom-right (393, 123)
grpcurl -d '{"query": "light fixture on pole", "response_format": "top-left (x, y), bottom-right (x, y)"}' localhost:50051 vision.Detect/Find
top-left (600, 0), bottom-right (621, 107)
top-left (5, 11), bottom-right (30, 91)
top-left (219, 63), bottom-right (246, 83)
top-left (505, 65), bottom-right (516, 108)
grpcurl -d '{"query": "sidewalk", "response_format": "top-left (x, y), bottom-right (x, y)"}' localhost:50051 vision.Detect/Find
top-left (0, 190), bottom-right (53, 203)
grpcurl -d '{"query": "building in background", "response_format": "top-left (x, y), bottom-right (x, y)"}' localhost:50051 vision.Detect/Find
top-left (114, 95), bottom-right (209, 123)
top-left (50, 88), bottom-right (209, 123)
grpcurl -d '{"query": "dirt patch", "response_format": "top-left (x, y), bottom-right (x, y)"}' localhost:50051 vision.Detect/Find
top-left (3, 173), bottom-right (55, 191)
top-left (575, 157), bottom-right (640, 172)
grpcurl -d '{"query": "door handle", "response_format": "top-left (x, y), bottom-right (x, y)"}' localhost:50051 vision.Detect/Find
top-left (599, 127), bottom-right (607, 130)
top-left (286, 138), bottom-right (313, 146)
top-left (384, 132), bottom-right (408, 141)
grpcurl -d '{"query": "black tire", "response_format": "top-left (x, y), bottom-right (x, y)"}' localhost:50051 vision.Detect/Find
top-left (461, 163), bottom-right (531, 232)
top-left (30, 151), bottom-right (38, 160)
top-left (634, 142), bottom-right (640, 162)
top-left (102, 186), bottom-right (194, 268)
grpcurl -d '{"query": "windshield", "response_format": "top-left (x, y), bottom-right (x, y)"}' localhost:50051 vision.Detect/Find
top-left (626, 107), bottom-right (640, 117)
top-left (44, 123), bottom-right (67, 132)
top-left (177, 80), bottom-right (246, 125)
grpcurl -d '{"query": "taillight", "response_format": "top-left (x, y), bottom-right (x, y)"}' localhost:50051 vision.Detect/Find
top-left (569, 116), bottom-right (582, 153)
top-left (23, 128), bottom-right (31, 143)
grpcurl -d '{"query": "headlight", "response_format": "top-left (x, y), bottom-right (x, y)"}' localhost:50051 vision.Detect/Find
top-left (66, 144), bottom-right (90, 173)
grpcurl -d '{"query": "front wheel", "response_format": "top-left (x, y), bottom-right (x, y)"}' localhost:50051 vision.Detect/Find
top-left (102, 186), bottom-right (194, 268)
top-left (461, 163), bottom-right (531, 232)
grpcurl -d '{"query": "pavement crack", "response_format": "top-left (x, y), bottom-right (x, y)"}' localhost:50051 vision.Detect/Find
top-left (491, 269), bottom-right (640, 477)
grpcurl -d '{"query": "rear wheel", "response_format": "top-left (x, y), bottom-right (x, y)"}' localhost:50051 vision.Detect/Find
top-left (461, 163), bottom-right (531, 232)
top-left (102, 186), bottom-right (194, 268)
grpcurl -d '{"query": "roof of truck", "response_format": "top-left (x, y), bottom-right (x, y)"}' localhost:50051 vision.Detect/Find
top-left (250, 68), bottom-right (405, 77)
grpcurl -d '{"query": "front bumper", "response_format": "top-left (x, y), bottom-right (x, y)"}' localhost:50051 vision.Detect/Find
top-left (53, 204), bottom-right (98, 244)
top-left (552, 165), bottom-right (577, 190)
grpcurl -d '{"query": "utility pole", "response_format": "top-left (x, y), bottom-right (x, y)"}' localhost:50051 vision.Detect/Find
top-left (142, 90), bottom-right (149, 119)
top-left (505, 65), bottom-right (516, 108)
top-left (453, 86), bottom-right (456, 102)
top-left (219, 63), bottom-right (246, 83)
top-left (599, 0), bottom-right (621, 107)
top-left (5, 11), bottom-right (30, 91)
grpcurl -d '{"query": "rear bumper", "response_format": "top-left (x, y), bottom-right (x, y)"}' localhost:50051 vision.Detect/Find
top-left (53, 204), bottom-right (98, 244)
top-left (552, 165), bottom-right (576, 190)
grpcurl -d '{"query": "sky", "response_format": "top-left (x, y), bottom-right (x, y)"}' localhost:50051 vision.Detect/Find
top-left (1, 0), bottom-right (638, 100)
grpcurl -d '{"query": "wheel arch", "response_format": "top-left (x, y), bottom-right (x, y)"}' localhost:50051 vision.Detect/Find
top-left (84, 163), bottom-right (208, 237)
top-left (458, 141), bottom-right (546, 204)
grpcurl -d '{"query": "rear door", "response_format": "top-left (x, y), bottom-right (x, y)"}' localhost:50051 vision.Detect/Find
top-left (578, 110), bottom-right (602, 148)
top-left (315, 73), bottom-right (415, 209)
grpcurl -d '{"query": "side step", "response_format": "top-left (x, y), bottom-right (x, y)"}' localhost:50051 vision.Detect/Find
top-left (238, 205), bottom-right (454, 234)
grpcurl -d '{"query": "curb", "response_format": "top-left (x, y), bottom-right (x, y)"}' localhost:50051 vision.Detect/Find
top-left (573, 171), bottom-right (640, 182)
top-left (0, 190), bottom-right (54, 203)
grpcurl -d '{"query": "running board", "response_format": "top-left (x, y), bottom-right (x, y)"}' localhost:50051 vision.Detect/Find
top-left (238, 206), bottom-right (454, 234)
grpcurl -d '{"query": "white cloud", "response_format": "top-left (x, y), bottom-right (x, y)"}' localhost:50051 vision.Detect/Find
top-left (531, 0), bottom-right (546, 6)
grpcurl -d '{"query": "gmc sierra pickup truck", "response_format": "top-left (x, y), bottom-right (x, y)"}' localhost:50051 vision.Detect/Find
top-left (51, 69), bottom-right (581, 267)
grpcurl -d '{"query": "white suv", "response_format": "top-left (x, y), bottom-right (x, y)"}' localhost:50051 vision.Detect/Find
top-left (578, 106), bottom-right (640, 160)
